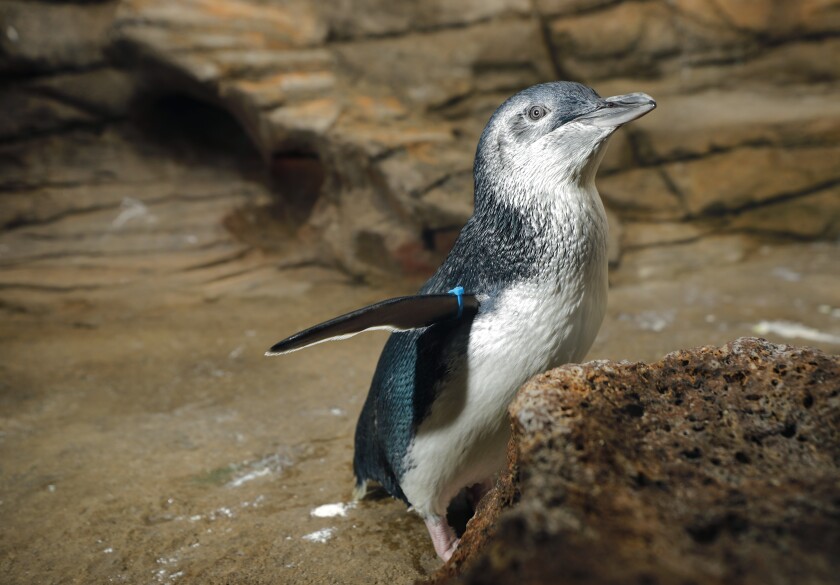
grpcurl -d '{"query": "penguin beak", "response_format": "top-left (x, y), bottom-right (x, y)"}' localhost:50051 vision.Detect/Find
top-left (578, 93), bottom-right (656, 128)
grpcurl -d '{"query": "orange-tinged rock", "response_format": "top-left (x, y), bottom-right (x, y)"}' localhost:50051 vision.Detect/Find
top-left (633, 89), bottom-right (840, 162)
top-left (599, 168), bottom-right (684, 219)
top-left (666, 145), bottom-right (840, 216)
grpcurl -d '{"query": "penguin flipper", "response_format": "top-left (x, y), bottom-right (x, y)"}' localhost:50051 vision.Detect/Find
top-left (265, 293), bottom-right (478, 356)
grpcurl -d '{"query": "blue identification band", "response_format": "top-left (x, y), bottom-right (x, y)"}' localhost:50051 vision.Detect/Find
top-left (448, 286), bottom-right (465, 319)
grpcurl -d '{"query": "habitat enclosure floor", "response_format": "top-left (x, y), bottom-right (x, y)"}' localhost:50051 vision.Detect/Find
top-left (1, 239), bottom-right (838, 584)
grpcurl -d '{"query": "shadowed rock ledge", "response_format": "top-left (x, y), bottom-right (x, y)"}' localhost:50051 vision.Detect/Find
top-left (431, 337), bottom-right (840, 585)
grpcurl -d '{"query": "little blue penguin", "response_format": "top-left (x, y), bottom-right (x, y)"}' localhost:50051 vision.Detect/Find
top-left (267, 81), bottom-right (655, 561)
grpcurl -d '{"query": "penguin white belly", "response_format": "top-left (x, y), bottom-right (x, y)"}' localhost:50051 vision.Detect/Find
top-left (401, 264), bottom-right (607, 518)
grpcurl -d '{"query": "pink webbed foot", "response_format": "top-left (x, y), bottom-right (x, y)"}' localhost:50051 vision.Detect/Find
top-left (423, 516), bottom-right (460, 561)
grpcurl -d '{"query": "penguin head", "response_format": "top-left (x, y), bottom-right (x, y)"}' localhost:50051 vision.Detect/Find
top-left (474, 82), bottom-right (655, 203)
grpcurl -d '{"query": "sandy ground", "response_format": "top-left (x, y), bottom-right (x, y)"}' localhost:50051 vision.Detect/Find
top-left (1, 239), bottom-right (839, 584)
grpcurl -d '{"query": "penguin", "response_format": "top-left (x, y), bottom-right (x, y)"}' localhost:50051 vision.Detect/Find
top-left (267, 81), bottom-right (655, 561)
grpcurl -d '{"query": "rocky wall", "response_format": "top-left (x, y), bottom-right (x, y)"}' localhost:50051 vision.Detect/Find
top-left (2, 0), bottom-right (839, 281)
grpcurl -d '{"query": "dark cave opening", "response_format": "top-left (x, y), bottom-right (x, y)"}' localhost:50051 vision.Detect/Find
top-left (129, 92), bottom-right (327, 250)
top-left (130, 93), bottom-right (263, 170)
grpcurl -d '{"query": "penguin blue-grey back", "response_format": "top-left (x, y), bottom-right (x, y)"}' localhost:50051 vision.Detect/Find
top-left (268, 81), bottom-right (655, 561)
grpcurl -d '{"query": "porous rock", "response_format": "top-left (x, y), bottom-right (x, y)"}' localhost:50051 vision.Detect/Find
top-left (432, 338), bottom-right (840, 585)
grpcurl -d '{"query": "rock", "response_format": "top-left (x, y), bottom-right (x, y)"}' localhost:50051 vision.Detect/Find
top-left (534, 0), bottom-right (620, 18)
top-left (590, 38), bottom-right (840, 99)
top-left (1, 3), bottom-right (840, 582)
top-left (28, 68), bottom-right (139, 119)
top-left (676, 0), bottom-right (840, 39)
top-left (433, 338), bottom-right (840, 585)
top-left (548, 2), bottom-right (689, 81)
top-left (598, 129), bottom-right (636, 174)
top-left (413, 169), bottom-right (475, 230)
top-left (629, 89), bottom-right (840, 164)
top-left (613, 234), bottom-right (757, 285)
top-left (665, 145), bottom-right (840, 217)
top-left (221, 70), bottom-right (337, 111)
top-left (549, 2), bottom-right (754, 81)
top-left (0, 68), bottom-right (139, 141)
top-left (332, 19), bottom-right (552, 112)
top-left (104, 1), bottom-right (558, 278)
top-left (266, 97), bottom-right (342, 141)
top-left (315, 0), bottom-right (530, 40)
top-left (115, 0), bottom-right (328, 50)
top-left (0, 106), bottom-right (269, 282)
top-left (598, 168), bottom-right (684, 220)
top-left (1, 0), bottom-right (838, 284)
top-left (0, 87), bottom-right (96, 142)
top-left (0, 1), bottom-right (116, 73)
top-left (544, 0), bottom-right (840, 87)
top-left (621, 220), bottom-right (707, 250)
top-left (725, 187), bottom-right (840, 239)
top-left (723, 37), bottom-right (840, 87)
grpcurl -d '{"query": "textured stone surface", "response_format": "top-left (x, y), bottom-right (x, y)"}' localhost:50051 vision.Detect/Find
top-left (433, 338), bottom-right (840, 585)
top-left (547, 0), bottom-right (840, 87)
top-left (598, 167), bottom-right (684, 219)
top-left (725, 187), bottom-right (840, 239)
top-left (2, 0), bottom-right (839, 283)
top-left (2, 232), bottom-right (838, 585)
top-left (2, 5), bottom-right (840, 584)
top-left (667, 146), bottom-right (840, 217)
top-left (611, 234), bottom-right (758, 290)
top-left (630, 89), bottom-right (840, 163)
top-left (0, 1), bottom-right (117, 72)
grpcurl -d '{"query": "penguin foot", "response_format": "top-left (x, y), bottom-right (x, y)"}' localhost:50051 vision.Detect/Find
top-left (423, 516), bottom-right (460, 561)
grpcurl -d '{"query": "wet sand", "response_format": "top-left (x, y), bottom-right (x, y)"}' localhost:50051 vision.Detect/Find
top-left (1, 241), bottom-right (839, 584)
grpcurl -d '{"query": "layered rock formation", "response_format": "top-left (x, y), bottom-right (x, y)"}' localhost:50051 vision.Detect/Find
top-left (2, 7), bottom-right (839, 583)
top-left (2, 0), bottom-right (839, 287)
top-left (432, 338), bottom-right (840, 585)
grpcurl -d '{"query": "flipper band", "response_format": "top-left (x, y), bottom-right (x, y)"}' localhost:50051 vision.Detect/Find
top-left (448, 286), bottom-right (465, 319)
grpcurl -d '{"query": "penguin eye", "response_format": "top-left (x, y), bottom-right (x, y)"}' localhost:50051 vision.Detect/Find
top-left (527, 105), bottom-right (547, 121)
